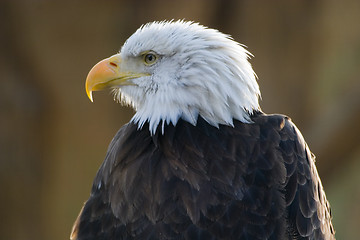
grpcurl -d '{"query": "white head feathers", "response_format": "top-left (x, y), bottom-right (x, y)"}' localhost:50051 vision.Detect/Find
top-left (113, 20), bottom-right (261, 134)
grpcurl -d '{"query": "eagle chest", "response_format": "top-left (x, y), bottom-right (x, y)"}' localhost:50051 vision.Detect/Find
top-left (104, 120), bottom-right (287, 234)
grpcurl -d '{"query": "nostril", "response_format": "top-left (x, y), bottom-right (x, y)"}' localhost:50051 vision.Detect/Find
top-left (109, 62), bottom-right (118, 67)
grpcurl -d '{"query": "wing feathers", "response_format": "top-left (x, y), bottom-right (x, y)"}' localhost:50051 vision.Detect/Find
top-left (72, 113), bottom-right (334, 239)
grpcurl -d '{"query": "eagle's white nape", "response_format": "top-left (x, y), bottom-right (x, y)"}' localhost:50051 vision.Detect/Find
top-left (113, 20), bottom-right (261, 134)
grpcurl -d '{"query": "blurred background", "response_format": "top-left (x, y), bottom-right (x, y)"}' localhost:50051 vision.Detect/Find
top-left (1, 0), bottom-right (359, 239)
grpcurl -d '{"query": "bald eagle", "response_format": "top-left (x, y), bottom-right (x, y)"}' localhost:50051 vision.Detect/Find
top-left (71, 21), bottom-right (335, 240)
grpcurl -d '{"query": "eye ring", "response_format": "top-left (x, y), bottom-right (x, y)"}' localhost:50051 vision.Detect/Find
top-left (143, 53), bottom-right (157, 65)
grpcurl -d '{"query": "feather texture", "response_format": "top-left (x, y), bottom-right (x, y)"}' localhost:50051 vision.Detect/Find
top-left (111, 20), bottom-right (260, 134)
top-left (71, 112), bottom-right (335, 240)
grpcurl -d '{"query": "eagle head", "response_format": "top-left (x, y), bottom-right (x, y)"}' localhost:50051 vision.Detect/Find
top-left (85, 20), bottom-right (260, 134)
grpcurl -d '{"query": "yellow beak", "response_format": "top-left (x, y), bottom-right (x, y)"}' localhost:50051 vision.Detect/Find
top-left (85, 55), bottom-right (147, 102)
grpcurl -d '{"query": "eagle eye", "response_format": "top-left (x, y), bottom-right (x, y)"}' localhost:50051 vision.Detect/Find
top-left (143, 53), bottom-right (157, 65)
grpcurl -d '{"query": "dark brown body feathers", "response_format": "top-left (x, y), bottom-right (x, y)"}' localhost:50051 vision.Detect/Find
top-left (71, 112), bottom-right (335, 240)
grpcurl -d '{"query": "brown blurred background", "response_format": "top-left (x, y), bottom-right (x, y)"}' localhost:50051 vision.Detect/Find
top-left (1, 0), bottom-right (359, 239)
